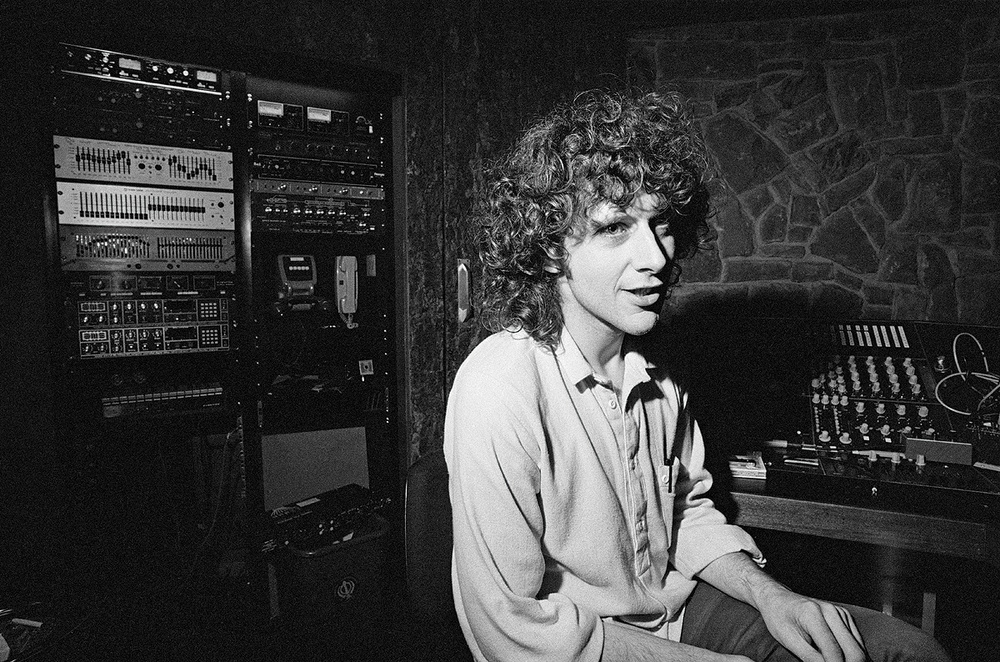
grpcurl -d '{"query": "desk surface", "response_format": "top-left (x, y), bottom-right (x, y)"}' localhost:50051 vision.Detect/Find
top-left (730, 479), bottom-right (1000, 568)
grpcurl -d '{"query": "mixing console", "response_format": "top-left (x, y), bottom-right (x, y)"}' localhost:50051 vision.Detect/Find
top-left (753, 321), bottom-right (1000, 520)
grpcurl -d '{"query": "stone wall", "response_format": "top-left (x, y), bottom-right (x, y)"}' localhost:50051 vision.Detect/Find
top-left (628, 4), bottom-right (1000, 325)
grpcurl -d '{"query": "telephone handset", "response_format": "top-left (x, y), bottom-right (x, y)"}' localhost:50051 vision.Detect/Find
top-left (336, 255), bottom-right (359, 329)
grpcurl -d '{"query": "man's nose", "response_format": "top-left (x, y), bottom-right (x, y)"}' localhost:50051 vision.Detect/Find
top-left (633, 224), bottom-right (670, 271)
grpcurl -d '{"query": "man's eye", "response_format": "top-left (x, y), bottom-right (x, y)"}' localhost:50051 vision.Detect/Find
top-left (599, 222), bottom-right (628, 235)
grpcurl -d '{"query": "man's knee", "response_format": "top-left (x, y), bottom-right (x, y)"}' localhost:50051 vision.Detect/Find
top-left (843, 604), bottom-right (951, 662)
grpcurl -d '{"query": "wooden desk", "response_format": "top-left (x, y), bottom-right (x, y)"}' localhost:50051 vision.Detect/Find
top-left (730, 481), bottom-right (1000, 568)
top-left (729, 480), bottom-right (1000, 634)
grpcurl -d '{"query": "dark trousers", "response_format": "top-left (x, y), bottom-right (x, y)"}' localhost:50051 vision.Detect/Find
top-left (680, 581), bottom-right (952, 662)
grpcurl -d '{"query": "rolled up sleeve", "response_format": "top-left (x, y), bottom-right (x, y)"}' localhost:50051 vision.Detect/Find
top-left (669, 416), bottom-right (763, 579)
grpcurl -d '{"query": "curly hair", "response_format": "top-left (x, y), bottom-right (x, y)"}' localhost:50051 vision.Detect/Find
top-left (477, 89), bottom-right (713, 348)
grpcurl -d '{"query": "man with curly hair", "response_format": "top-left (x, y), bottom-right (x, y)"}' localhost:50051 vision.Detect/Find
top-left (443, 90), bottom-right (949, 662)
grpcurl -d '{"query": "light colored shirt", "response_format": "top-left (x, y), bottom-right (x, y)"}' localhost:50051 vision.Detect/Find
top-left (444, 327), bottom-right (763, 662)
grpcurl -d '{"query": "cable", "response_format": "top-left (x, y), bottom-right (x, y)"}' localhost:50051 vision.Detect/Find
top-left (935, 371), bottom-right (1000, 416)
top-left (935, 331), bottom-right (1000, 417)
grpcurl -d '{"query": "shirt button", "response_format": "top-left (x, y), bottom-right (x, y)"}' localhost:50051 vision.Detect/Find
top-left (609, 399), bottom-right (618, 409)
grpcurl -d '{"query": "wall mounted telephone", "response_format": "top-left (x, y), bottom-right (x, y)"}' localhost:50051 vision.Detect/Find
top-left (274, 254), bottom-right (331, 313)
top-left (336, 255), bottom-right (359, 329)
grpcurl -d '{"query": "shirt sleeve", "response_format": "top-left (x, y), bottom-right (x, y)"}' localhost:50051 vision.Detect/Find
top-left (668, 394), bottom-right (764, 579)
top-left (444, 370), bottom-right (605, 662)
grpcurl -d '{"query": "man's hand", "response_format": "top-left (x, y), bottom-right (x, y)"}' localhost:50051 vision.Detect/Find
top-left (698, 552), bottom-right (866, 662)
top-left (752, 582), bottom-right (866, 662)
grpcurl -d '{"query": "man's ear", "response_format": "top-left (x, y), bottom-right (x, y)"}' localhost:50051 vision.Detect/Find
top-left (542, 247), bottom-right (561, 274)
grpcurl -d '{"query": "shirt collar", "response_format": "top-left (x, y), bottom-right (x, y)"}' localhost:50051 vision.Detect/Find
top-left (557, 327), bottom-right (656, 394)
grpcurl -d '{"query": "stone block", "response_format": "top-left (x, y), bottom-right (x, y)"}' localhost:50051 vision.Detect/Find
top-left (703, 113), bottom-right (789, 193)
top-left (741, 185), bottom-right (774, 219)
top-left (759, 244), bottom-right (805, 258)
top-left (861, 304), bottom-right (894, 319)
top-left (959, 97), bottom-right (1000, 160)
top-left (871, 158), bottom-right (907, 223)
top-left (773, 63), bottom-right (827, 109)
top-left (962, 162), bottom-right (1000, 214)
top-left (968, 42), bottom-right (1000, 65)
top-left (928, 284), bottom-right (959, 322)
top-left (827, 59), bottom-right (887, 129)
top-left (898, 18), bottom-right (964, 88)
top-left (789, 22), bottom-right (829, 47)
top-left (963, 213), bottom-right (993, 228)
top-left (908, 91), bottom-right (943, 137)
top-left (660, 80), bottom-right (717, 104)
top-left (771, 177), bottom-right (793, 205)
top-left (626, 43), bottom-right (657, 89)
top-left (941, 227), bottom-right (991, 250)
top-left (827, 15), bottom-right (879, 41)
top-left (808, 130), bottom-right (872, 189)
top-left (682, 244), bottom-right (723, 283)
top-left (964, 16), bottom-right (996, 52)
top-left (823, 163), bottom-right (876, 212)
top-left (874, 135), bottom-right (954, 156)
top-left (760, 206), bottom-right (788, 243)
top-left (758, 60), bottom-right (805, 74)
top-left (968, 81), bottom-right (1000, 97)
top-left (893, 288), bottom-right (930, 320)
top-left (724, 258), bottom-right (792, 282)
top-left (812, 283), bottom-right (864, 318)
top-left (739, 19), bottom-right (792, 43)
top-left (716, 82), bottom-right (756, 110)
top-left (658, 40), bottom-right (758, 80)
top-left (862, 282), bottom-right (895, 306)
top-left (964, 64), bottom-right (1000, 80)
top-left (791, 261), bottom-right (834, 282)
top-left (747, 89), bottom-right (782, 132)
top-left (770, 94), bottom-right (839, 153)
top-left (957, 271), bottom-right (1000, 325)
top-left (714, 195), bottom-right (755, 258)
top-left (835, 268), bottom-right (864, 292)
top-left (788, 225), bottom-right (815, 243)
top-left (851, 199), bottom-right (887, 249)
top-left (877, 240), bottom-right (919, 285)
top-left (942, 89), bottom-right (967, 135)
top-left (811, 207), bottom-right (879, 274)
top-left (917, 243), bottom-right (954, 291)
top-left (896, 155), bottom-right (962, 234)
top-left (823, 41), bottom-right (893, 61)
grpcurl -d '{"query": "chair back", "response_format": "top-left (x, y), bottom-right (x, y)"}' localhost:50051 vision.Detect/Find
top-left (404, 447), bottom-right (472, 659)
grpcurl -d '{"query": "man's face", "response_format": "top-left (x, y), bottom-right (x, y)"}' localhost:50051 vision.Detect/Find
top-left (556, 190), bottom-right (675, 346)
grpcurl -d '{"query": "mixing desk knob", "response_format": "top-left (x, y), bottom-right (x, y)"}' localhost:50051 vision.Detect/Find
top-left (839, 432), bottom-right (852, 445)
top-left (819, 430), bottom-right (831, 443)
top-left (880, 424), bottom-right (892, 437)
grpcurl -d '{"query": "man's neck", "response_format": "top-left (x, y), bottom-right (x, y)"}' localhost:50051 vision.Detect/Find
top-left (563, 318), bottom-right (626, 389)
